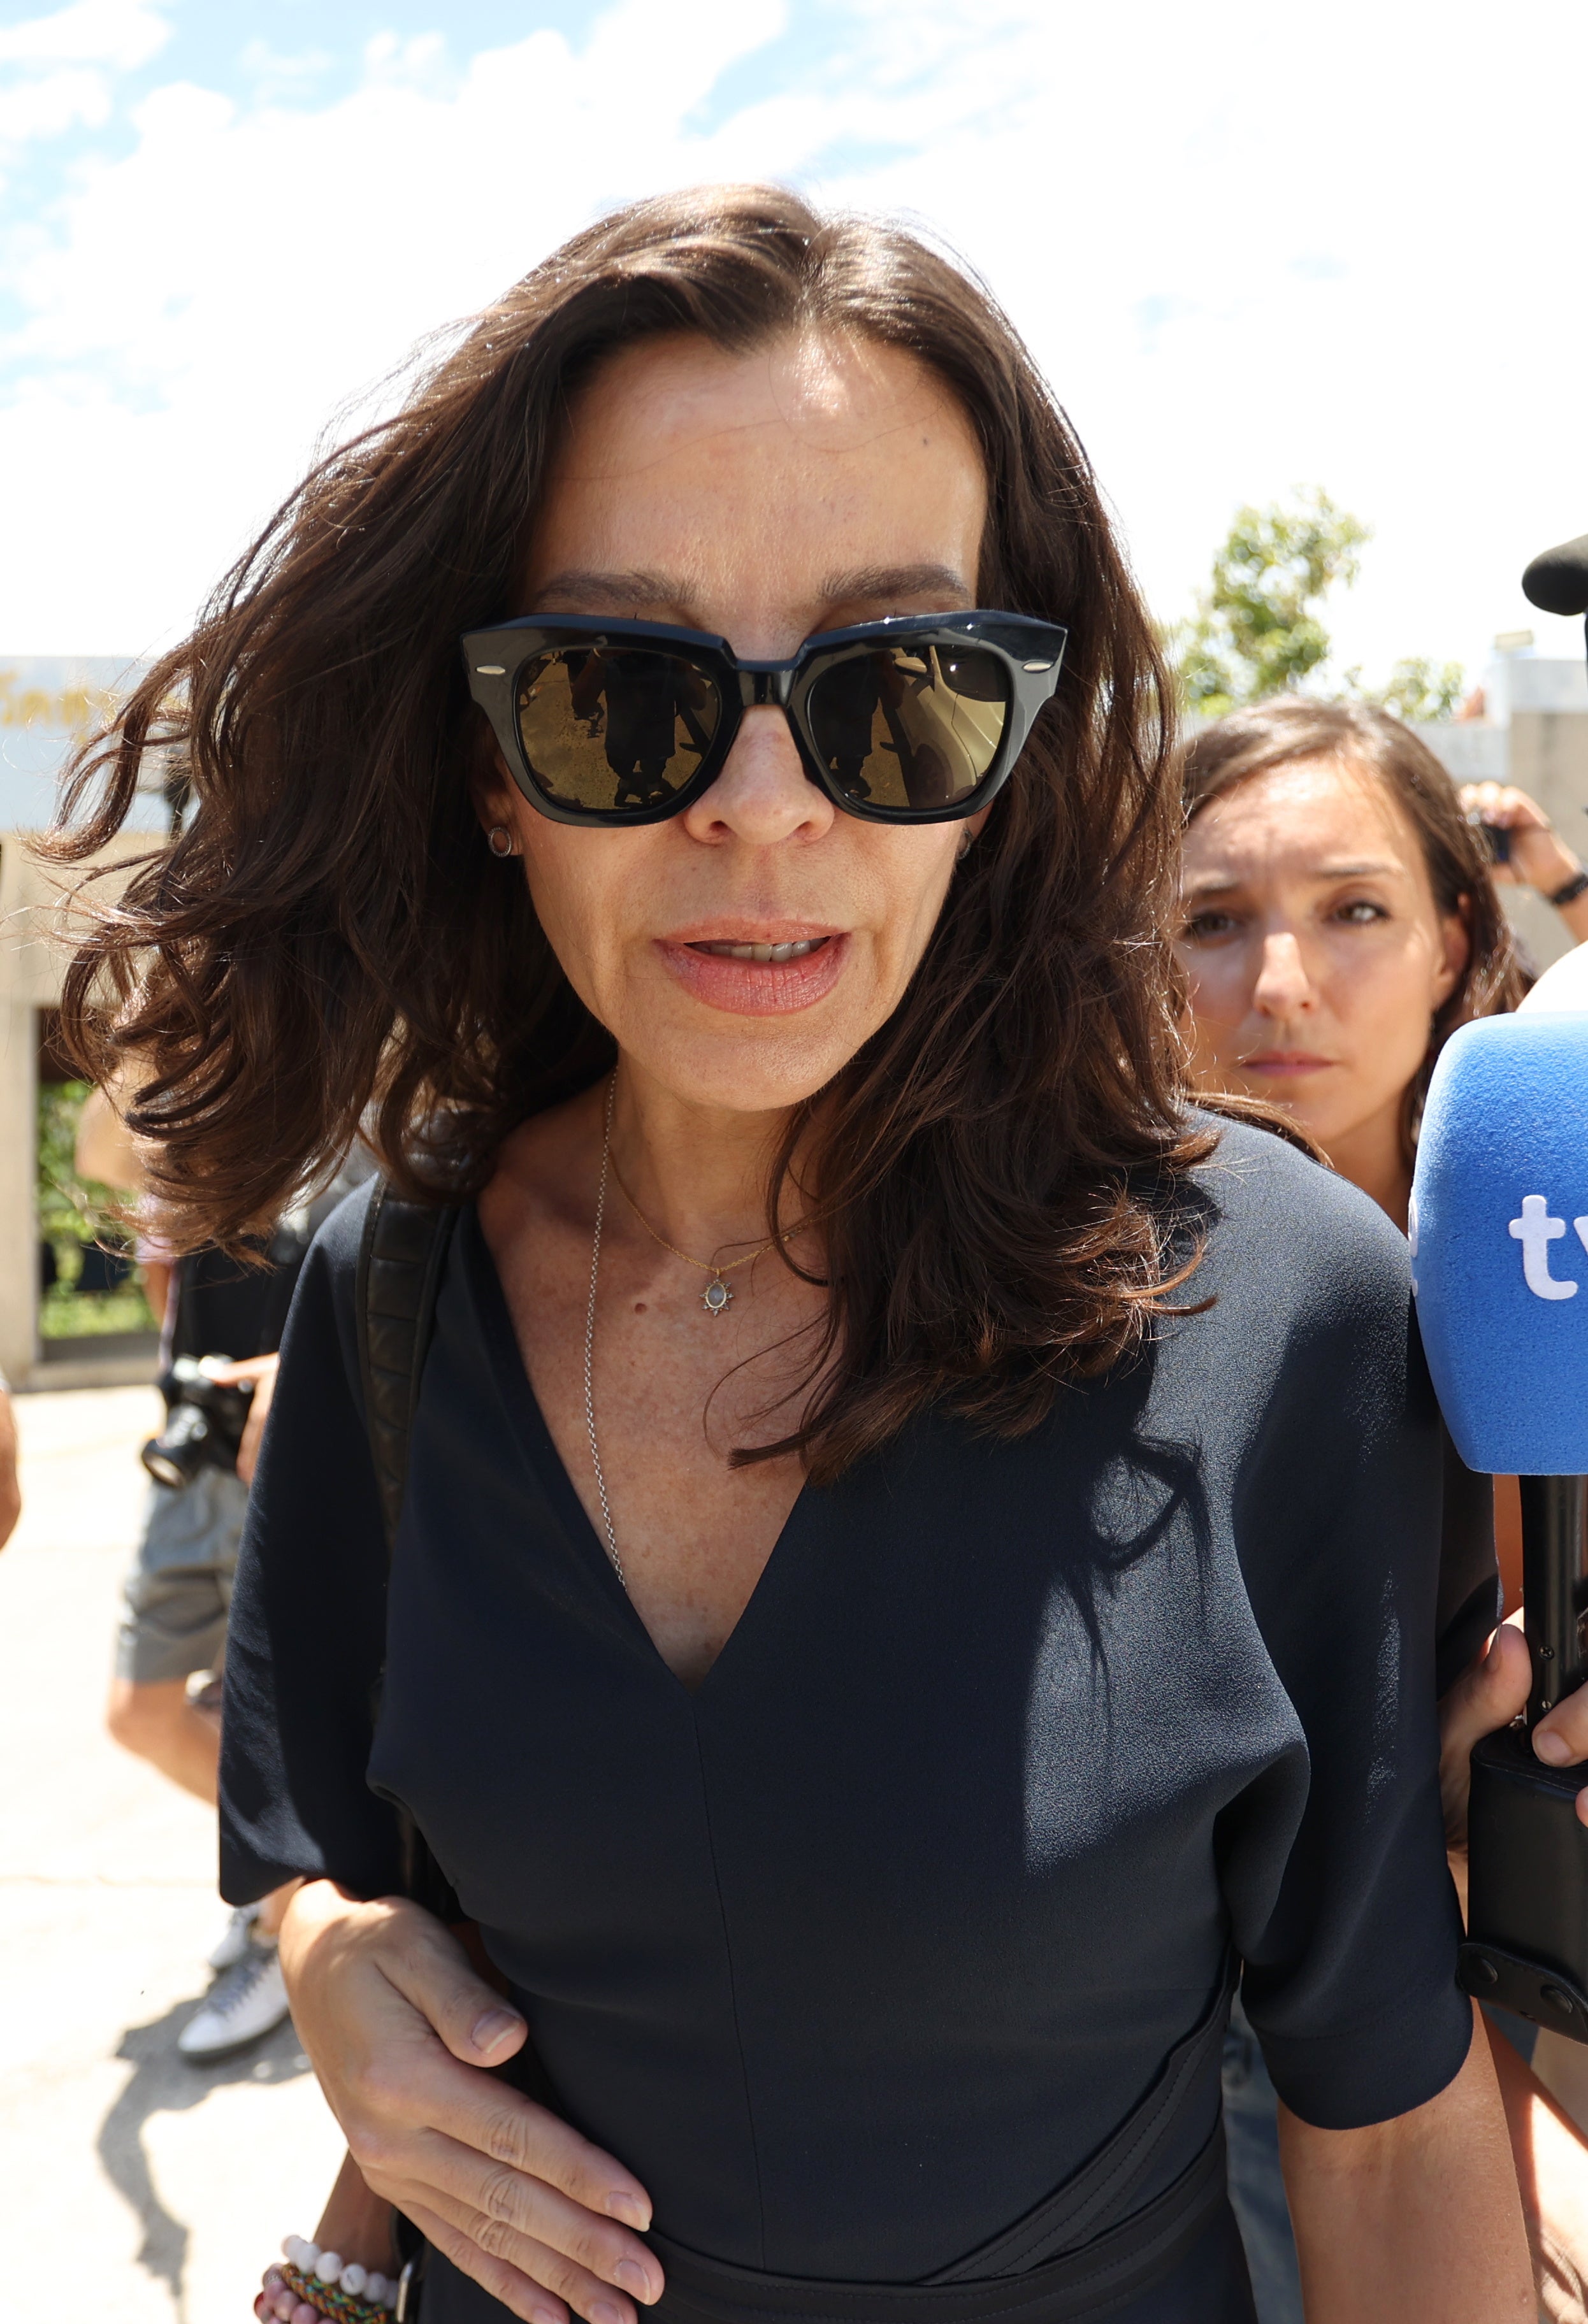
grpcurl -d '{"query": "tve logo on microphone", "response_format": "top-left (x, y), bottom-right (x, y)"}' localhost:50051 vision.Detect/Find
top-left (1412, 1012), bottom-right (1588, 1475)
top-left (1510, 1196), bottom-right (1588, 1301)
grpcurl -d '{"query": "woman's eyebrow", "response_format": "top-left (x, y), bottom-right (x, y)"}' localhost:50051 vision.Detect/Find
top-left (819, 562), bottom-right (971, 605)
top-left (1181, 859), bottom-right (1407, 899)
top-left (530, 568), bottom-right (690, 613)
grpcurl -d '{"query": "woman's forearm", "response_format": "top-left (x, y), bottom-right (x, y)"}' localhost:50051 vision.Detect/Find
top-left (310, 2149), bottom-right (400, 2277)
top-left (1280, 2004), bottom-right (1531, 2322)
top-left (1488, 2016), bottom-right (1588, 2320)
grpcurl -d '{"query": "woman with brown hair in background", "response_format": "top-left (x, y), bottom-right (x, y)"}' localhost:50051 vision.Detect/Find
top-left (54, 192), bottom-right (1530, 2322)
top-left (1178, 695), bottom-right (1588, 2318)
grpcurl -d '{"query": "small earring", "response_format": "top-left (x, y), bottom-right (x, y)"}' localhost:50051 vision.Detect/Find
top-left (955, 828), bottom-right (974, 861)
top-left (487, 825), bottom-right (516, 859)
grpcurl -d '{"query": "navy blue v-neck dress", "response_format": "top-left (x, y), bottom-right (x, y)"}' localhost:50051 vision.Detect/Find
top-left (220, 1118), bottom-right (1494, 2323)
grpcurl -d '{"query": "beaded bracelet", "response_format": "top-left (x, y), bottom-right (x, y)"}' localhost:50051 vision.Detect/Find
top-left (255, 2237), bottom-right (397, 2324)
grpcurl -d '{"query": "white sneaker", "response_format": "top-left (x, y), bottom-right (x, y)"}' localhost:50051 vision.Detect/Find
top-left (206, 1902), bottom-right (260, 1972)
top-left (178, 1939), bottom-right (291, 2059)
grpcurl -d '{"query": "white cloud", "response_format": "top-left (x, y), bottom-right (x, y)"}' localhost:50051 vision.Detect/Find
top-left (0, 61), bottom-right (110, 143)
top-left (0, 0), bottom-right (170, 70)
top-left (0, 0), bottom-right (1585, 685)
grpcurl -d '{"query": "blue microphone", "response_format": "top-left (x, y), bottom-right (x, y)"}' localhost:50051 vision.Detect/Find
top-left (1413, 1008), bottom-right (1588, 2037)
top-left (1413, 1010), bottom-right (1588, 1479)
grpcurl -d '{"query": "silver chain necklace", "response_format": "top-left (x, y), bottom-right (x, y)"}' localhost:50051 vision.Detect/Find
top-left (583, 1077), bottom-right (627, 1589)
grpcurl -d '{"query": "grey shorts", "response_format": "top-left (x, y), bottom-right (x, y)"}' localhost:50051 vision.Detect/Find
top-left (114, 1466), bottom-right (250, 1687)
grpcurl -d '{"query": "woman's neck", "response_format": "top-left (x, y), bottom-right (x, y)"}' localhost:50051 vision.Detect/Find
top-left (1317, 1100), bottom-right (1413, 1233)
top-left (608, 1060), bottom-right (809, 1259)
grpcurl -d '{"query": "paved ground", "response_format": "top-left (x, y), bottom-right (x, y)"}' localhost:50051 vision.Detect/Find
top-left (0, 1386), bottom-right (345, 2323)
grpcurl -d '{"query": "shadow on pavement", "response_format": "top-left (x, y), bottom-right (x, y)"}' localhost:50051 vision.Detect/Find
top-left (98, 1996), bottom-right (314, 2321)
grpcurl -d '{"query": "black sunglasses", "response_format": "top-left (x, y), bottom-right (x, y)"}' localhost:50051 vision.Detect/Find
top-left (461, 610), bottom-right (1067, 828)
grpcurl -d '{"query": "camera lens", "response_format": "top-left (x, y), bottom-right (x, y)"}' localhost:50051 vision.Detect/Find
top-left (140, 1402), bottom-right (216, 1491)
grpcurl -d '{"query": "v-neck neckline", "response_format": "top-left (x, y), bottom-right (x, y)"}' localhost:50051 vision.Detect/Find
top-left (458, 1202), bottom-right (812, 1700)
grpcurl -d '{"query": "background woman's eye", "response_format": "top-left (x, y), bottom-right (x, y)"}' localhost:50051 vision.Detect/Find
top-left (1181, 910), bottom-right (1239, 941)
top-left (1335, 899), bottom-right (1389, 925)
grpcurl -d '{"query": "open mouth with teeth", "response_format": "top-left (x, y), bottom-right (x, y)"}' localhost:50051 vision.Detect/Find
top-left (690, 938), bottom-right (828, 964)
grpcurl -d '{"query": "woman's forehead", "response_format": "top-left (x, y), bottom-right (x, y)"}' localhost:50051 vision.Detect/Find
top-left (553, 328), bottom-right (972, 473)
top-left (523, 329), bottom-right (987, 626)
top-left (1184, 756), bottom-right (1426, 885)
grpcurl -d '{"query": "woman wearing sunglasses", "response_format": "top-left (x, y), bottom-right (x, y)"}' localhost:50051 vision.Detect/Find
top-left (54, 190), bottom-right (1527, 2323)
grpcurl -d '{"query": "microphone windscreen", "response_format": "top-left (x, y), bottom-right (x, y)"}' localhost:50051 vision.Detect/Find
top-left (1413, 1012), bottom-right (1588, 1473)
top-left (1522, 533), bottom-right (1588, 618)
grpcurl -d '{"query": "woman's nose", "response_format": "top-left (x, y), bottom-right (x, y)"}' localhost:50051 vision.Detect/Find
top-left (680, 707), bottom-right (835, 846)
top-left (1252, 929), bottom-right (1317, 1015)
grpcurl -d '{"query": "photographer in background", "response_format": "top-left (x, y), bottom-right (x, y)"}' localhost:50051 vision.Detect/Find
top-left (107, 1235), bottom-right (305, 2058)
top-left (79, 1084), bottom-right (308, 2058)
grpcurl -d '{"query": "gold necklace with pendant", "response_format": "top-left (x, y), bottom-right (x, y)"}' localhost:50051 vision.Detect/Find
top-left (609, 1156), bottom-right (804, 1316)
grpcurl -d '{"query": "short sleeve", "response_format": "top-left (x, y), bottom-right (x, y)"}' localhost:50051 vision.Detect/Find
top-left (1211, 1147), bottom-right (1472, 2129)
top-left (219, 1184), bottom-right (405, 1904)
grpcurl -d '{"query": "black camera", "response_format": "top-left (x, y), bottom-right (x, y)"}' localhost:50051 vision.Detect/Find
top-left (141, 1355), bottom-right (255, 1489)
top-left (1466, 808), bottom-right (1512, 866)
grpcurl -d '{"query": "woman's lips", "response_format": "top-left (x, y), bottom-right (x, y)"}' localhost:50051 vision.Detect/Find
top-left (657, 931), bottom-right (848, 1015)
top-left (1239, 1051), bottom-right (1335, 1077)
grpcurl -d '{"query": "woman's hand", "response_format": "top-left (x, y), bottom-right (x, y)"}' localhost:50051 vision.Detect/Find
top-left (1440, 1616), bottom-right (1588, 1866)
top-left (278, 1882), bottom-right (664, 2324)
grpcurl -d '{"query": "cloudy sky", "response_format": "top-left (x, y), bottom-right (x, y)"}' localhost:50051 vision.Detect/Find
top-left (2, 0), bottom-right (1585, 687)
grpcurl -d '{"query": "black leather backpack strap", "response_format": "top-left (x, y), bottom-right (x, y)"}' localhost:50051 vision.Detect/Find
top-left (356, 1180), bottom-right (462, 1551)
top-left (356, 1179), bottom-right (463, 1922)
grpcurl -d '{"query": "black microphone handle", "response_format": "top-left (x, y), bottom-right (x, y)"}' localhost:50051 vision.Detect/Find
top-left (1521, 1475), bottom-right (1588, 1725)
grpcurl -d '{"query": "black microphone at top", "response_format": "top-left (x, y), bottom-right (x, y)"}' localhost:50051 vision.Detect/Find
top-left (1522, 533), bottom-right (1588, 619)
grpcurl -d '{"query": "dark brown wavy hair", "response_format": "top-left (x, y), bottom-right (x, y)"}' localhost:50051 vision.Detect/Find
top-left (47, 183), bottom-right (1211, 1479)
top-left (1181, 696), bottom-right (1527, 1161)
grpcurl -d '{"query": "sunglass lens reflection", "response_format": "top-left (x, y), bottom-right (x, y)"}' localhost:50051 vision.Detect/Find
top-left (806, 645), bottom-right (1010, 812)
top-left (516, 648), bottom-right (722, 814)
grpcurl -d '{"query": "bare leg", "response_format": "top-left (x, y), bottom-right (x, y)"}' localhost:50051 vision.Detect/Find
top-left (106, 1674), bottom-right (220, 1802)
top-left (105, 1677), bottom-right (297, 1930)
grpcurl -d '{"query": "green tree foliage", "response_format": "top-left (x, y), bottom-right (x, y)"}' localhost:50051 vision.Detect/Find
top-left (1170, 490), bottom-right (1369, 716)
top-left (1167, 489), bottom-right (1464, 722)
top-left (36, 1080), bottom-right (153, 1337)
top-left (1368, 656), bottom-right (1467, 724)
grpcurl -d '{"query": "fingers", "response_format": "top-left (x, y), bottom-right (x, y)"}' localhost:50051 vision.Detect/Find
top-left (281, 1886), bottom-right (526, 2071)
top-left (208, 1352), bottom-right (282, 1384)
top-left (367, 1897), bottom-right (532, 2068)
top-left (1458, 782), bottom-right (1550, 831)
top-left (429, 2086), bottom-right (653, 2233)
top-left (365, 2120), bottom-right (661, 2293)
top-left (1534, 1682), bottom-right (1588, 1770)
top-left (399, 2197), bottom-right (570, 2324)
top-left (1440, 1621), bottom-right (1532, 1850)
top-left (1451, 1625), bottom-right (1588, 1832)
top-left (208, 1353), bottom-right (278, 1482)
top-left (401, 2183), bottom-right (656, 2324)
top-left (1441, 1621), bottom-right (1530, 1765)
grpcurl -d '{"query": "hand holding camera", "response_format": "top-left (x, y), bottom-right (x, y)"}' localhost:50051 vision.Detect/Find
top-left (1460, 781), bottom-right (1588, 926)
top-left (141, 1352), bottom-right (280, 1490)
